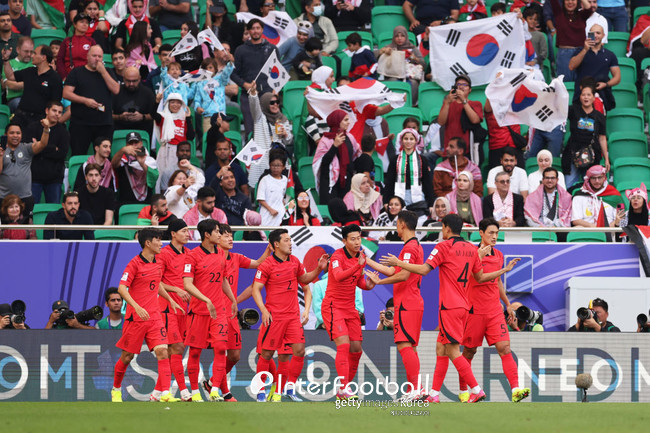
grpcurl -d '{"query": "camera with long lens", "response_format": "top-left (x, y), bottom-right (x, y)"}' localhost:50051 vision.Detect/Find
top-left (54, 302), bottom-right (103, 327)
top-left (577, 307), bottom-right (599, 323)
top-left (238, 308), bottom-right (260, 330)
top-left (384, 310), bottom-right (394, 321)
top-left (515, 305), bottom-right (543, 327)
top-left (637, 310), bottom-right (650, 332)
top-left (10, 300), bottom-right (25, 325)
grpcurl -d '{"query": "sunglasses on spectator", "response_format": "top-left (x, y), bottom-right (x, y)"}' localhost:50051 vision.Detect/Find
top-left (269, 100), bottom-right (280, 105)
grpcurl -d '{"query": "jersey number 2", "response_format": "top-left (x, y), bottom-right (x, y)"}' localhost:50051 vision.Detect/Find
top-left (457, 263), bottom-right (469, 288)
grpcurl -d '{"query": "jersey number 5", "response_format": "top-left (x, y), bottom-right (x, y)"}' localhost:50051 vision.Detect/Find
top-left (457, 263), bottom-right (469, 288)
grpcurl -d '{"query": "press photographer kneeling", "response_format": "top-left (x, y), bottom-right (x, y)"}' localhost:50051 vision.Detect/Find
top-left (568, 298), bottom-right (620, 332)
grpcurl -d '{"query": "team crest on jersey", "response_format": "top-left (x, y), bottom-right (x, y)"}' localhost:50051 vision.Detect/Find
top-left (332, 260), bottom-right (339, 269)
top-left (256, 270), bottom-right (262, 279)
top-left (120, 272), bottom-right (129, 281)
top-left (184, 264), bottom-right (191, 273)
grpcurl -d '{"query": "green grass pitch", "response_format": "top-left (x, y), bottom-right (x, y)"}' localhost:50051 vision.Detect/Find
top-left (3, 402), bottom-right (650, 432)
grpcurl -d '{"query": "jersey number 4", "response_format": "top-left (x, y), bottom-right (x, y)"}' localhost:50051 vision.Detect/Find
top-left (457, 263), bottom-right (469, 288)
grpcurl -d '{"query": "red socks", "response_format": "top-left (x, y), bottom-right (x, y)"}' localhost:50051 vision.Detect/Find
top-left (113, 359), bottom-right (128, 389)
top-left (501, 352), bottom-right (519, 389)
top-left (288, 356), bottom-right (305, 384)
top-left (157, 358), bottom-right (172, 392)
top-left (226, 358), bottom-right (237, 374)
top-left (210, 342), bottom-right (227, 390)
top-left (432, 356), bottom-right (449, 392)
top-left (452, 356), bottom-right (478, 389)
top-left (348, 351), bottom-right (362, 384)
top-left (335, 343), bottom-right (350, 387)
top-left (398, 346), bottom-right (421, 392)
top-left (187, 347), bottom-right (202, 390)
top-left (458, 356), bottom-right (472, 392)
top-left (170, 354), bottom-right (186, 392)
top-left (277, 360), bottom-right (290, 394)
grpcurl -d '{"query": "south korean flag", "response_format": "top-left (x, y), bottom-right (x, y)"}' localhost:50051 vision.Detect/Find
top-left (168, 32), bottom-right (199, 58)
top-left (485, 68), bottom-right (569, 132)
top-left (257, 51), bottom-right (290, 92)
top-left (429, 13), bottom-right (526, 90)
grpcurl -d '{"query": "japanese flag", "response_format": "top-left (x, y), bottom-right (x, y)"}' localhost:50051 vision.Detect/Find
top-left (485, 68), bottom-right (569, 132)
top-left (234, 139), bottom-right (267, 169)
top-left (169, 32), bottom-right (199, 58)
top-left (429, 13), bottom-right (526, 90)
top-left (258, 51), bottom-right (290, 92)
top-left (198, 28), bottom-right (224, 51)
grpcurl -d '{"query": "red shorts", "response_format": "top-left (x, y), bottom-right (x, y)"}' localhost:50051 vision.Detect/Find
top-left (258, 318), bottom-right (305, 351)
top-left (184, 313), bottom-right (228, 349)
top-left (256, 325), bottom-right (303, 355)
top-left (437, 308), bottom-right (468, 345)
top-left (162, 312), bottom-right (187, 345)
top-left (227, 316), bottom-right (242, 350)
top-left (394, 307), bottom-right (423, 347)
top-left (116, 316), bottom-right (168, 354)
top-left (462, 311), bottom-right (509, 347)
top-left (321, 301), bottom-right (362, 342)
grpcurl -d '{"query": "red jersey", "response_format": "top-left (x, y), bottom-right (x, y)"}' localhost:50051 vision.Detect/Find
top-left (120, 253), bottom-right (163, 322)
top-left (425, 237), bottom-right (481, 310)
top-left (254, 254), bottom-right (305, 320)
top-left (157, 244), bottom-right (187, 309)
top-left (224, 251), bottom-right (252, 295)
top-left (324, 248), bottom-right (367, 310)
top-left (394, 237), bottom-right (424, 311)
top-left (468, 246), bottom-right (504, 315)
top-left (183, 245), bottom-right (227, 315)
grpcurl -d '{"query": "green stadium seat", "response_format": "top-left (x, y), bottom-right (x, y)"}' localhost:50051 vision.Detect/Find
top-left (321, 55), bottom-right (338, 79)
top-left (33, 203), bottom-right (61, 240)
top-left (566, 231), bottom-right (607, 243)
top-left (611, 83), bottom-right (638, 108)
top-left (617, 57), bottom-right (637, 84)
top-left (608, 131), bottom-right (648, 162)
top-left (613, 157), bottom-right (650, 186)
top-left (112, 130), bottom-right (151, 157)
top-left (31, 29), bottom-right (66, 48)
top-left (298, 156), bottom-right (316, 190)
top-left (336, 31), bottom-right (373, 54)
top-left (371, 6), bottom-right (409, 44)
top-left (604, 32), bottom-right (631, 57)
top-left (564, 81), bottom-right (575, 102)
top-left (118, 204), bottom-right (147, 225)
top-left (67, 155), bottom-right (88, 191)
top-left (376, 30), bottom-right (416, 49)
top-left (383, 107), bottom-right (423, 135)
top-left (532, 231), bottom-right (558, 242)
top-left (338, 52), bottom-right (351, 77)
top-left (280, 80), bottom-right (310, 120)
top-left (383, 81), bottom-right (412, 106)
top-left (470, 231), bottom-right (504, 242)
top-left (225, 130), bottom-right (242, 154)
top-left (94, 230), bottom-right (135, 241)
top-left (226, 105), bottom-right (243, 133)
top-left (634, 7), bottom-right (650, 27)
top-left (606, 108), bottom-right (644, 134)
top-left (418, 82), bottom-right (447, 122)
top-left (162, 30), bottom-right (182, 47)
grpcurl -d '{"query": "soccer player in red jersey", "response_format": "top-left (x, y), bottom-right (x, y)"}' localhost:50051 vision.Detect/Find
top-left (183, 219), bottom-right (238, 402)
top-left (200, 223), bottom-right (271, 402)
top-left (151, 219), bottom-right (192, 401)
top-left (382, 214), bottom-right (519, 403)
top-left (365, 211), bottom-right (425, 401)
top-left (111, 228), bottom-right (185, 403)
top-left (321, 224), bottom-right (377, 400)
top-left (252, 228), bottom-right (328, 402)
top-left (458, 218), bottom-right (530, 403)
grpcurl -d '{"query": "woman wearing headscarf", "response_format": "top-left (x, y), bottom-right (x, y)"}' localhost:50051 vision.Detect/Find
top-left (113, 0), bottom-right (163, 54)
top-left (383, 128), bottom-right (434, 215)
top-left (313, 109), bottom-right (362, 205)
top-left (528, 149), bottom-right (566, 193)
top-left (304, 65), bottom-right (335, 147)
top-left (247, 82), bottom-right (293, 188)
top-left (344, 173), bottom-right (383, 225)
top-left (420, 196), bottom-right (451, 241)
top-left (446, 170), bottom-right (483, 226)
top-left (376, 25), bottom-right (425, 103)
top-left (616, 184), bottom-right (650, 227)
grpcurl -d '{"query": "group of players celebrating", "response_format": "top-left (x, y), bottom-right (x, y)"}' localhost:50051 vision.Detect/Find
top-left (110, 211), bottom-right (530, 404)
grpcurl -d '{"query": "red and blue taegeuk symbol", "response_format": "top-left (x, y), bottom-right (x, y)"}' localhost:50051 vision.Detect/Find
top-left (252, 153), bottom-right (264, 162)
top-left (270, 66), bottom-right (280, 79)
top-left (262, 26), bottom-right (281, 45)
top-left (466, 34), bottom-right (499, 66)
top-left (511, 85), bottom-right (538, 112)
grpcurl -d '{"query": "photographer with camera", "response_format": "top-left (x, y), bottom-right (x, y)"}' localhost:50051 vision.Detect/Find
top-left (507, 301), bottom-right (545, 332)
top-left (637, 311), bottom-right (650, 333)
top-left (96, 288), bottom-right (124, 330)
top-left (45, 300), bottom-right (100, 329)
top-left (376, 298), bottom-right (394, 330)
top-left (0, 301), bottom-right (27, 329)
top-left (568, 298), bottom-right (620, 332)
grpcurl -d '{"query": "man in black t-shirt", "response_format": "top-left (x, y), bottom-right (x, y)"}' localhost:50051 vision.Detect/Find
top-left (78, 163), bottom-right (115, 225)
top-left (211, 167), bottom-right (254, 226)
top-left (3, 44), bottom-right (63, 132)
top-left (112, 66), bottom-right (156, 137)
top-left (44, 192), bottom-right (95, 240)
top-left (63, 45), bottom-right (120, 156)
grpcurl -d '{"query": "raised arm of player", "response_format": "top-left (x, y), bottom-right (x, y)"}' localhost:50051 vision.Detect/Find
top-left (356, 270), bottom-right (376, 291)
top-left (222, 278), bottom-right (238, 318)
top-left (158, 284), bottom-right (185, 314)
top-left (237, 284), bottom-right (253, 303)
top-left (301, 284), bottom-right (313, 325)
top-left (298, 254), bottom-right (329, 284)
top-left (160, 281), bottom-right (191, 303)
top-left (183, 277), bottom-right (217, 319)
top-left (473, 258), bottom-right (520, 283)
top-left (365, 256), bottom-right (396, 277)
top-left (251, 281), bottom-right (271, 326)
top-left (499, 278), bottom-right (515, 321)
top-left (380, 253), bottom-right (433, 276)
top-left (365, 266), bottom-right (410, 286)
top-left (330, 253), bottom-right (365, 282)
top-left (117, 284), bottom-right (149, 321)
top-left (247, 244), bottom-right (272, 269)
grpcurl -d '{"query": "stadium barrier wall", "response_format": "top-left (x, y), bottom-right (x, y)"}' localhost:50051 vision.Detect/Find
top-left (0, 330), bottom-right (648, 402)
top-left (1, 239), bottom-right (642, 332)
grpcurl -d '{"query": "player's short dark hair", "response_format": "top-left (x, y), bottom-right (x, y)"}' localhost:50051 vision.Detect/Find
top-left (246, 18), bottom-right (264, 30)
top-left (543, 166), bottom-right (558, 178)
top-left (197, 219), bottom-right (219, 242)
top-left (522, 7), bottom-right (538, 18)
top-left (197, 186), bottom-right (216, 201)
top-left (397, 210), bottom-right (417, 231)
top-left (159, 43), bottom-right (173, 53)
top-left (305, 37), bottom-right (322, 52)
top-left (450, 137), bottom-right (466, 153)
top-left (84, 163), bottom-right (102, 176)
top-left (269, 228), bottom-right (289, 248)
top-left (269, 148), bottom-right (287, 165)
top-left (402, 116), bottom-right (420, 129)
top-left (501, 147), bottom-right (517, 159)
top-left (219, 223), bottom-right (232, 234)
top-left (345, 32), bottom-right (362, 46)
top-left (138, 228), bottom-right (162, 248)
top-left (38, 44), bottom-right (53, 63)
top-left (591, 297), bottom-right (609, 312)
top-left (104, 287), bottom-right (120, 303)
top-left (151, 193), bottom-right (165, 206)
top-left (385, 297), bottom-right (394, 309)
top-left (342, 224), bottom-right (362, 239)
top-left (490, 2), bottom-right (506, 13)
top-left (479, 217), bottom-right (499, 233)
top-left (442, 214), bottom-right (463, 235)
top-left (360, 134), bottom-right (375, 153)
